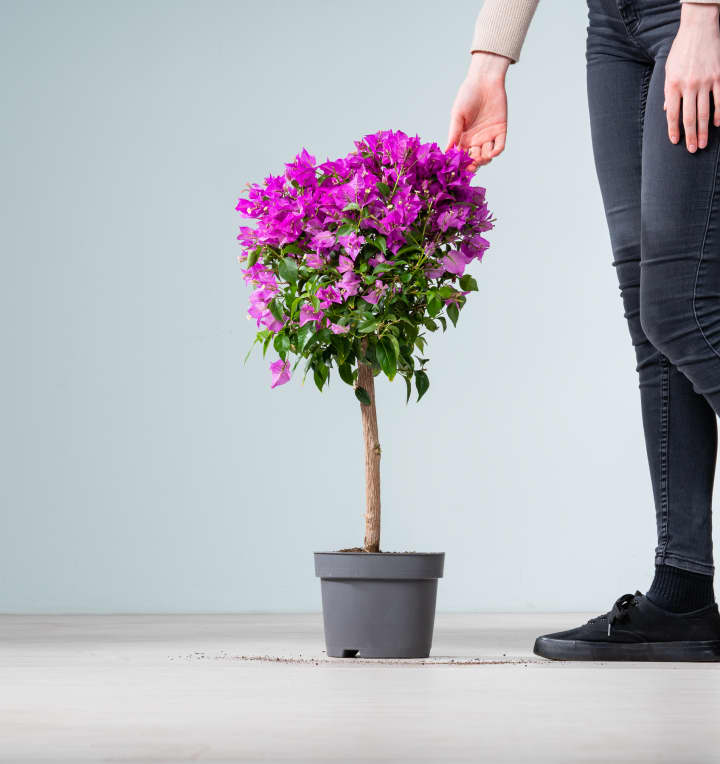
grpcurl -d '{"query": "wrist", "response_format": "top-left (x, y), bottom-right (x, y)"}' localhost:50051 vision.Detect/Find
top-left (468, 51), bottom-right (511, 81)
top-left (680, 2), bottom-right (720, 28)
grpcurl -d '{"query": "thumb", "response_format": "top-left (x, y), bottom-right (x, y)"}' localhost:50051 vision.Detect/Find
top-left (446, 112), bottom-right (463, 152)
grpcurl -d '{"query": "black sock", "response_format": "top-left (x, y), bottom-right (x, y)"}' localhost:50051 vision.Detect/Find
top-left (646, 564), bottom-right (715, 613)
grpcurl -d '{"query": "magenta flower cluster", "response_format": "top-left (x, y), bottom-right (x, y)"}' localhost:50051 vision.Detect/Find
top-left (237, 130), bottom-right (492, 395)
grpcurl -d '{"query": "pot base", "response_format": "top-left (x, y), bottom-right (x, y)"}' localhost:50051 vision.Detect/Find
top-left (315, 552), bottom-right (444, 659)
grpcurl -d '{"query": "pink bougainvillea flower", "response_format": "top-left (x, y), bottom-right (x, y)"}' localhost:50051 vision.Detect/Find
top-left (305, 251), bottom-right (326, 269)
top-left (311, 231), bottom-right (336, 251)
top-left (338, 232), bottom-right (365, 260)
top-left (368, 252), bottom-right (387, 268)
top-left (338, 271), bottom-right (361, 298)
top-left (330, 322), bottom-right (350, 334)
top-left (361, 280), bottom-right (388, 305)
top-left (260, 310), bottom-right (285, 332)
top-left (442, 250), bottom-right (471, 277)
top-left (299, 303), bottom-right (324, 327)
top-left (444, 290), bottom-right (470, 307)
top-left (337, 255), bottom-right (355, 274)
top-left (270, 358), bottom-right (291, 389)
top-left (437, 207), bottom-right (469, 232)
top-left (316, 286), bottom-right (342, 307)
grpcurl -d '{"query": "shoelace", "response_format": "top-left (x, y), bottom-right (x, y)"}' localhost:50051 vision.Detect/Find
top-left (588, 591), bottom-right (643, 636)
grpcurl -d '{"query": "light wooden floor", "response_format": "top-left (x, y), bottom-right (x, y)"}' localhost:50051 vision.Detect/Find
top-left (2, 613), bottom-right (720, 762)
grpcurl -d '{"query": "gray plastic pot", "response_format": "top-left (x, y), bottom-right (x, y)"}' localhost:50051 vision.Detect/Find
top-left (314, 551), bottom-right (445, 658)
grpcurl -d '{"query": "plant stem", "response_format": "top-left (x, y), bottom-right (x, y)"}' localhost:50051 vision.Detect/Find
top-left (357, 357), bottom-right (381, 553)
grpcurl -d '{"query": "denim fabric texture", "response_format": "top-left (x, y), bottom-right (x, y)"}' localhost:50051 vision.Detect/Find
top-left (587, 0), bottom-right (720, 575)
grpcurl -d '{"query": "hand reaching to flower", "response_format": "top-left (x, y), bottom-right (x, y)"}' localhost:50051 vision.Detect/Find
top-left (664, 2), bottom-right (720, 153)
top-left (447, 52), bottom-right (512, 170)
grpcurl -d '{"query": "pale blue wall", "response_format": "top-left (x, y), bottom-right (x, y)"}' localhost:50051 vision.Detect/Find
top-left (1, 0), bottom-right (691, 612)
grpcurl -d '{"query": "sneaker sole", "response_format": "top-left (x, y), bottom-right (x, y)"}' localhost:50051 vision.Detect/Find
top-left (533, 637), bottom-right (720, 662)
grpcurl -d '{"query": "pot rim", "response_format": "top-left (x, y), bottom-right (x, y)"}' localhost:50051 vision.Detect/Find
top-left (313, 551), bottom-right (444, 556)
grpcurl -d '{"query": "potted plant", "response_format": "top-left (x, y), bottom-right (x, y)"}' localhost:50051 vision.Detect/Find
top-left (237, 130), bottom-right (492, 658)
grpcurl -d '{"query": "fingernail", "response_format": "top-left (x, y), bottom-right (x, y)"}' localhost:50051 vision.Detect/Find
top-left (671, 135), bottom-right (679, 143)
top-left (689, 144), bottom-right (697, 152)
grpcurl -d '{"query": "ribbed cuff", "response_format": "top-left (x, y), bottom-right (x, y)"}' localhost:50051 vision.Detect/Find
top-left (470, 0), bottom-right (539, 63)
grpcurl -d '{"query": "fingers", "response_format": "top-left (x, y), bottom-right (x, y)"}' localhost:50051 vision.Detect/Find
top-left (465, 132), bottom-right (506, 171)
top-left (446, 112), bottom-right (463, 152)
top-left (490, 131), bottom-right (506, 157)
top-left (666, 86), bottom-right (681, 145)
top-left (467, 145), bottom-right (482, 171)
top-left (698, 88), bottom-right (710, 149)
top-left (714, 84), bottom-right (720, 128)
top-left (683, 88), bottom-right (698, 152)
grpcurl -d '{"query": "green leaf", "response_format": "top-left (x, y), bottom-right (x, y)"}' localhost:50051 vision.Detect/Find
top-left (273, 333), bottom-right (291, 355)
top-left (404, 374), bottom-right (412, 404)
top-left (376, 338), bottom-right (397, 379)
top-left (459, 274), bottom-right (479, 292)
top-left (357, 317), bottom-right (379, 334)
top-left (415, 370), bottom-right (430, 402)
top-left (338, 363), bottom-right (354, 386)
top-left (246, 247), bottom-right (261, 268)
top-left (423, 317), bottom-right (438, 332)
top-left (397, 243), bottom-right (422, 257)
top-left (278, 257), bottom-right (298, 284)
top-left (268, 298), bottom-right (284, 322)
top-left (375, 235), bottom-right (387, 253)
top-left (400, 351), bottom-right (414, 371)
top-left (377, 182), bottom-right (392, 197)
top-left (316, 328), bottom-right (333, 344)
top-left (282, 243), bottom-right (302, 256)
top-left (447, 302), bottom-right (460, 327)
top-left (262, 332), bottom-right (273, 357)
top-left (330, 334), bottom-right (349, 361)
top-left (343, 202), bottom-right (361, 212)
top-left (297, 323), bottom-right (315, 353)
top-left (313, 362), bottom-right (329, 391)
top-left (386, 334), bottom-right (400, 365)
top-left (427, 292), bottom-right (442, 317)
top-left (336, 223), bottom-right (355, 238)
top-left (355, 385), bottom-right (371, 406)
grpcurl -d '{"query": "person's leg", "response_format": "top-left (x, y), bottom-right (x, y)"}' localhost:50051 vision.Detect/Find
top-left (586, 0), bottom-right (717, 584)
top-left (636, 5), bottom-right (720, 581)
top-left (533, 0), bottom-right (720, 661)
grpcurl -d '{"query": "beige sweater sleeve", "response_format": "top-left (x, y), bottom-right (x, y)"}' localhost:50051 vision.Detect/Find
top-left (471, 0), bottom-right (720, 65)
top-left (470, 0), bottom-right (539, 63)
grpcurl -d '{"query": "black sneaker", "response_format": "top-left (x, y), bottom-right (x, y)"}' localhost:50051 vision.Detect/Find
top-left (534, 591), bottom-right (720, 661)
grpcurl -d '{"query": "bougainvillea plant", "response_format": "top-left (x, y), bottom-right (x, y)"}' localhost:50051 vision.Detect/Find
top-left (237, 130), bottom-right (492, 552)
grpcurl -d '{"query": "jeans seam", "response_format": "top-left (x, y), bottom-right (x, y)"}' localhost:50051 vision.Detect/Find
top-left (638, 65), bottom-right (651, 152)
top-left (657, 552), bottom-right (715, 575)
top-left (692, 138), bottom-right (720, 361)
top-left (657, 356), bottom-right (670, 558)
